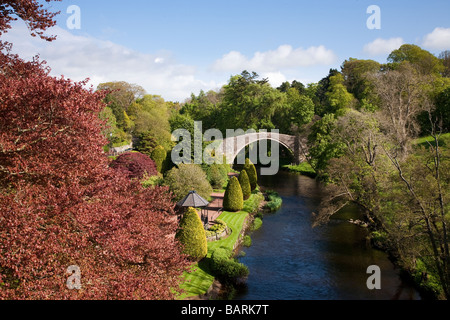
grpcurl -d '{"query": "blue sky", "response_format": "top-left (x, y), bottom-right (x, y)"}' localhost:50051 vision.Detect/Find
top-left (4, 0), bottom-right (450, 101)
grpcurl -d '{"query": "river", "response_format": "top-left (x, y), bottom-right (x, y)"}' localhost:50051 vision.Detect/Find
top-left (234, 170), bottom-right (421, 300)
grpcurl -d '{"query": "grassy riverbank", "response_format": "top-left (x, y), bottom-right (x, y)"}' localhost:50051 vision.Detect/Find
top-left (282, 162), bottom-right (317, 178)
top-left (178, 191), bottom-right (264, 300)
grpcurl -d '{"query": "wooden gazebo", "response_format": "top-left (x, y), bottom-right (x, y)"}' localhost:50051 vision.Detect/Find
top-left (176, 190), bottom-right (210, 226)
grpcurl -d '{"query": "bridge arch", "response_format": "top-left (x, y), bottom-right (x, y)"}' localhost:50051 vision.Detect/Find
top-left (213, 132), bottom-right (307, 165)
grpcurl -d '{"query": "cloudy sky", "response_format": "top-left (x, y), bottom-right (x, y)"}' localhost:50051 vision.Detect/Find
top-left (3, 0), bottom-right (450, 101)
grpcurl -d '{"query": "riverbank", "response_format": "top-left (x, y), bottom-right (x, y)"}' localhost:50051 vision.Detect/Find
top-left (178, 189), bottom-right (266, 300)
top-left (281, 162), bottom-right (317, 178)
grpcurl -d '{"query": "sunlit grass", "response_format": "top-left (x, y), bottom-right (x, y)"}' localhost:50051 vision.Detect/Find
top-left (178, 193), bottom-right (264, 299)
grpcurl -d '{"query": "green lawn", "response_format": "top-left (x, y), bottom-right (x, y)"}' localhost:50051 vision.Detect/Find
top-left (414, 132), bottom-right (450, 147)
top-left (178, 193), bottom-right (262, 300)
top-left (282, 162), bottom-right (317, 177)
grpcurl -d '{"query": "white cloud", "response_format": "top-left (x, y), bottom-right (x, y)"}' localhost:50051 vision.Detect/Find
top-left (211, 44), bottom-right (337, 73)
top-left (2, 21), bottom-right (217, 102)
top-left (363, 37), bottom-right (404, 56)
top-left (261, 72), bottom-right (287, 88)
top-left (423, 27), bottom-right (450, 50)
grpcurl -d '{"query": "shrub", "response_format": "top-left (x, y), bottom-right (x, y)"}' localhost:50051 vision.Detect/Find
top-left (176, 207), bottom-right (208, 261)
top-left (151, 145), bottom-right (167, 173)
top-left (202, 164), bottom-right (227, 189)
top-left (264, 191), bottom-right (283, 212)
top-left (205, 219), bottom-right (228, 238)
top-left (252, 217), bottom-right (263, 231)
top-left (164, 164), bottom-right (213, 202)
top-left (141, 173), bottom-right (164, 188)
top-left (238, 170), bottom-right (251, 200)
top-left (243, 235), bottom-right (252, 247)
top-left (243, 158), bottom-right (258, 190)
top-left (223, 177), bottom-right (244, 212)
top-left (110, 152), bottom-right (158, 179)
top-left (210, 248), bottom-right (249, 283)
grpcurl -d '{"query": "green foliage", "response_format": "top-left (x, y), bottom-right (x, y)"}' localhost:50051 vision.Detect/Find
top-left (308, 114), bottom-right (346, 175)
top-left (341, 58), bottom-right (381, 109)
top-left (326, 73), bottom-right (356, 114)
top-left (202, 163), bottom-right (230, 189)
top-left (286, 87), bottom-right (315, 128)
top-left (388, 44), bottom-right (445, 75)
top-left (243, 158), bottom-right (258, 190)
top-left (176, 207), bottom-right (208, 261)
top-left (238, 170), bottom-right (251, 200)
top-left (205, 219), bottom-right (228, 239)
top-left (242, 192), bottom-right (265, 214)
top-left (264, 191), bottom-right (283, 212)
top-left (223, 176), bottom-right (244, 212)
top-left (282, 162), bottom-right (317, 178)
top-left (252, 217), bottom-right (263, 231)
top-left (135, 131), bottom-right (158, 156)
top-left (413, 259), bottom-right (444, 297)
top-left (210, 248), bottom-right (249, 284)
top-left (151, 145), bottom-right (167, 173)
top-left (164, 164), bottom-right (213, 202)
top-left (129, 95), bottom-right (173, 150)
top-left (243, 235), bottom-right (252, 247)
top-left (141, 173), bottom-right (164, 188)
top-left (216, 71), bottom-right (285, 133)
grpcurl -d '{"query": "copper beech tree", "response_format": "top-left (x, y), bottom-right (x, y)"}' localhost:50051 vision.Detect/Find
top-left (0, 0), bottom-right (190, 299)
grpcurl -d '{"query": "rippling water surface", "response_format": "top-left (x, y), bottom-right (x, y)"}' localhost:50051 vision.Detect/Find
top-left (234, 171), bottom-right (421, 300)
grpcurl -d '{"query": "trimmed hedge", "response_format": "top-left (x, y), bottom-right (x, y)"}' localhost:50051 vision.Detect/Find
top-left (238, 170), bottom-right (251, 200)
top-left (210, 248), bottom-right (249, 284)
top-left (176, 207), bottom-right (208, 261)
top-left (223, 176), bottom-right (244, 212)
top-left (243, 158), bottom-right (258, 190)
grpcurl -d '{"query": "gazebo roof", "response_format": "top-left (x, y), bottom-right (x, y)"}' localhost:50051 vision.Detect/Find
top-left (177, 190), bottom-right (209, 208)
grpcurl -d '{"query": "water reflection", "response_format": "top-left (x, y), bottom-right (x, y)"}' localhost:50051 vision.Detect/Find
top-left (234, 171), bottom-right (421, 300)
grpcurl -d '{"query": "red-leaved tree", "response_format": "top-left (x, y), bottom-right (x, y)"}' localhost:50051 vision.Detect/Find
top-left (110, 152), bottom-right (158, 179)
top-left (0, 1), bottom-right (189, 300)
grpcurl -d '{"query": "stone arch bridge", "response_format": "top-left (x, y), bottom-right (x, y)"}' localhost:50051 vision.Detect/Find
top-left (213, 132), bottom-right (308, 165)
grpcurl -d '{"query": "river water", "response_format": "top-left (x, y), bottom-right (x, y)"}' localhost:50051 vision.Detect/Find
top-left (234, 170), bottom-right (421, 300)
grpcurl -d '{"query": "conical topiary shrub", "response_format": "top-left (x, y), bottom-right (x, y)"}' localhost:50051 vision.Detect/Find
top-left (176, 207), bottom-right (207, 261)
top-left (238, 170), bottom-right (251, 200)
top-left (223, 176), bottom-right (244, 212)
top-left (243, 158), bottom-right (258, 190)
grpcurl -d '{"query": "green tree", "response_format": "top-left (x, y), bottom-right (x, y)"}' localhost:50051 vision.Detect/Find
top-left (308, 114), bottom-right (346, 175)
top-left (434, 86), bottom-right (450, 132)
top-left (223, 177), bottom-right (244, 212)
top-left (97, 81), bottom-right (146, 130)
top-left (176, 207), bottom-right (208, 261)
top-left (287, 88), bottom-right (315, 129)
top-left (388, 44), bottom-right (445, 75)
top-left (135, 131), bottom-right (158, 156)
top-left (238, 170), bottom-right (251, 200)
top-left (128, 95), bottom-right (173, 150)
top-left (243, 158), bottom-right (258, 190)
top-left (181, 89), bottom-right (222, 131)
top-left (151, 145), bottom-right (167, 173)
top-left (439, 50), bottom-right (450, 77)
top-left (217, 71), bottom-right (285, 132)
top-left (341, 58), bottom-right (381, 109)
top-left (326, 73), bottom-right (356, 115)
top-left (164, 164), bottom-right (213, 202)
